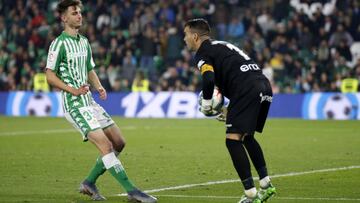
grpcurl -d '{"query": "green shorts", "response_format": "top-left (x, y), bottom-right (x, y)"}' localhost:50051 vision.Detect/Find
top-left (64, 102), bottom-right (114, 141)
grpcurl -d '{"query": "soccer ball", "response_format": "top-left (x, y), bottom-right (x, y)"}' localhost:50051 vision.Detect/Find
top-left (198, 87), bottom-right (224, 112)
top-left (26, 93), bottom-right (52, 116)
top-left (323, 94), bottom-right (353, 120)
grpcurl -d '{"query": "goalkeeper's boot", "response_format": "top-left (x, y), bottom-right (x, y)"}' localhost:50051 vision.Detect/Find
top-left (127, 189), bottom-right (157, 203)
top-left (79, 180), bottom-right (106, 201)
top-left (238, 193), bottom-right (261, 203)
top-left (259, 183), bottom-right (276, 202)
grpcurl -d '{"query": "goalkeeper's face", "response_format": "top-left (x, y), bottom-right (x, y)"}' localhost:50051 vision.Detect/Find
top-left (183, 26), bottom-right (197, 51)
top-left (63, 6), bottom-right (82, 29)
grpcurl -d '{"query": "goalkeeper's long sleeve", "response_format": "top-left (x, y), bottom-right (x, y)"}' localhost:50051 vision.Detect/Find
top-left (202, 71), bottom-right (215, 100)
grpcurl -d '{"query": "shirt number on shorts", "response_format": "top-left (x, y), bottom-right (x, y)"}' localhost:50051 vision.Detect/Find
top-left (83, 111), bottom-right (93, 121)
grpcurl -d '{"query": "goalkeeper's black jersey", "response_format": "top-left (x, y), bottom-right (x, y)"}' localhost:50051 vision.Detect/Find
top-left (195, 39), bottom-right (267, 99)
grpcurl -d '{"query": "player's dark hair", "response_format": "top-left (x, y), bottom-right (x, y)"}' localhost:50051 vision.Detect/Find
top-left (57, 0), bottom-right (82, 15)
top-left (185, 18), bottom-right (211, 36)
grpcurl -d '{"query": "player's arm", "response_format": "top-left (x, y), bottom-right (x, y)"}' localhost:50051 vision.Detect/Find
top-left (88, 70), bottom-right (107, 100)
top-left (45, 69), bottom-right (89, 96)
top-left (201, 64), bottom-right (215, 100)
top-left (85, 40), bottom-right (106, 100)
top-left (199, 63), bottom-right (216, 116)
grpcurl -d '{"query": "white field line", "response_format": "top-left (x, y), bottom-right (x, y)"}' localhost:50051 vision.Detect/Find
top-left (1, 124), bottom-right (353, 136)
top-left (0, 129), bottom-right (76, 136)
top-left (276, 196), bottom-right (360, 201)
top-left (116, 165), bottom-right (360, 196)
top-left (0, 126), bottom-right (137, 136)
top-left (154, 194), bottom-right (360, 201)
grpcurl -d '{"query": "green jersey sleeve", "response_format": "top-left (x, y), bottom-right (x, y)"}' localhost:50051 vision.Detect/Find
top-left (46, 38), bottom-right (64, 72)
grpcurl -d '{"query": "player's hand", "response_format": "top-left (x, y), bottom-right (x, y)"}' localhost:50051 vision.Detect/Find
top-left (98, 86), bottom-right (107, 100)
top-left (216, 106), bottom-right (227, 122)
top-left (199, 99), bottom-right (219, 116)
top-left (216, 113), bottom-right (226, 122)
top-left (70, 84), bottom-right (89, 96)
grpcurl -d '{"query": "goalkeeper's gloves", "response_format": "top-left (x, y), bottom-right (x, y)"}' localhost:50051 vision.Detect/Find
top-left (216, 106), bottom-right (227, 122)
top-left (200, 99), bottom-right (219, 116)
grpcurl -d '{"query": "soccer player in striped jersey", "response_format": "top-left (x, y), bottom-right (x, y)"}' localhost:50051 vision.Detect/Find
top-left (45, 1), bottom-right (157, 202)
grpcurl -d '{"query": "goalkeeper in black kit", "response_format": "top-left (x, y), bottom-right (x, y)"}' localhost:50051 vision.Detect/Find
top-left (184, 18), bottom-right (276, 203)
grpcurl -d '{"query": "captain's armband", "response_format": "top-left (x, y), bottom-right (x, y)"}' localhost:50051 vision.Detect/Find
top-left (200, 64), bottom-right (214, 75)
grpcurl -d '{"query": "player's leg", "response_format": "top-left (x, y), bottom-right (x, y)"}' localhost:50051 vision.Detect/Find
top-left (87, 129), bottom-right (134, 192)
top-left (243, 134), bottom-right (268, 186)
top-left (64, 108), bottom-right (107, 201)
top-left (243, 135), bottom-right (275, 202)
top-left (88, 129), bottom-right (157, 203)
top-left (83, 103), bottom-right (131, 190)
top-left (84, 125), bottom-right (125, 185)
top-left (103, 123), bottom-right (125, 152)
top-left (248, 79), bottom-right (275, 202)
top-left (225, 92), bottom-right (263, 202)
top-left (87, 103), bottom-right (156, 202)
top-left (104, 124), bottom-right (158, 202)
top-left (83, 103), bottom-right (125, 185)
top-left (226, 133), bottom-right (261, 203)
top-left (101, 124), bottom-right (136, 192)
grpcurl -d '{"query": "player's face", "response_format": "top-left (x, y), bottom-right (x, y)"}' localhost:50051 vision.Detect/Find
top-left (62, 6), bottom-right (82, 29)
top-left (183, 26), bottom-right (196, 51)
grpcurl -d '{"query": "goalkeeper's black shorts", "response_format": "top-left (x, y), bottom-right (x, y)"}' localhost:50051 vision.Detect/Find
top-left (225, 78), bottom-right (272, 135)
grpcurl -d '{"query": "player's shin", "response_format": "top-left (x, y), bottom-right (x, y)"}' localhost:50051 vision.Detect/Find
top-left (243, 136), bottom-right (268, 179)
top-left (85, 156), bottom-right (106, 184)
top-left (85, 151), bottom-right (120, 184)
top-left (102, 152), bottom-right (136, 192)
top-left (226, 139), bottom-right (256, 193)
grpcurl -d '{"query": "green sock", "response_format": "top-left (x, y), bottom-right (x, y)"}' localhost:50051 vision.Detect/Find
top-left (107, 163), bottom-right (136, 192)
top-left (85, 156), bottom-right (106, 184)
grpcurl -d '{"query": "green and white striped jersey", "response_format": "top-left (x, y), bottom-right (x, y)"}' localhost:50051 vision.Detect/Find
top-left (46, 31), bottom-right (95, 113)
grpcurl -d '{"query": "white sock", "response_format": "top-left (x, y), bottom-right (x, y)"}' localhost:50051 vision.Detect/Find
top-left (260, 176), bottom-right (271, 188)
top-left (102, 152), bottom-right (122, 169)
top-left (244, 187), bottom-right (257, 198)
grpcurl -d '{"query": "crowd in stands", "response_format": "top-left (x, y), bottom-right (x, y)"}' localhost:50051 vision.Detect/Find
top-left (0, 0), bottom-right (359, 93)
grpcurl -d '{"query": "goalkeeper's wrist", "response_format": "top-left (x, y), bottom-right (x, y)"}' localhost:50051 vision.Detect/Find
top-left (202, 99), bottom-right (212, 106)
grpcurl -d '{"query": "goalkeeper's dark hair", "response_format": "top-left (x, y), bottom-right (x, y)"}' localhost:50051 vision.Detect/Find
top-left (57, 0), bottom-right (82, 15)
top-left (185, 18), bottom-right (211, 36)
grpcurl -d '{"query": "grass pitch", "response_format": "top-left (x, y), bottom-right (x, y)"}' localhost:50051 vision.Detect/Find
top-left (0, 117), bottom-right (359, 203)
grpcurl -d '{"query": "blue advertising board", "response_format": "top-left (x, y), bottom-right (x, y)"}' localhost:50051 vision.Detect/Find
top-left (1, 91), bottom-right (360, 120)
top-left (4, 91), bottom-right (63, 117)
top-left (268, 94), bottom-right (303, 118)
top-left (302, 93), bottom-right (360, 120)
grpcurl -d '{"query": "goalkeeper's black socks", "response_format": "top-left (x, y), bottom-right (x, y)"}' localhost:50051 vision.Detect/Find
top-left (243, 135), bottom-right (268, 179)
top-left (226, 138), bottom-right (254, 190)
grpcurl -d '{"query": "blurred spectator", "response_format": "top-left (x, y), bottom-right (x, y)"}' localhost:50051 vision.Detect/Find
top-left (139, 25), bottom-right (158, 81)
top-left (0, 66), bottom-right (7, 91)
top-left (161, 66), bottom-right (178, 91)
top-left (97, 65), bottom-right (112, 91)
top-left (317, 40), bottom-right (330, 63)
top-left (131, 70), bottom-right (150, 92)
top-left (341, 78), bottom-right (359, 93)
top-left (121, 50), bottom-right (137, 83)
top-left (214, 4), bottom-right (228, 40)
top-left (33, 71), bottom-right (49, 92)
top-left (165, 26), bottom-right (183, 66)
top-left (257, 8), bottom-right (276, 35)
top-left (227, 16), bottom-right (245, 41)
top-left (336, 39), bottom-right (352, 62)
top-left (112, 77), bottom-right (130, 92)
top-left (329, 24), bottom-right (354, 47)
